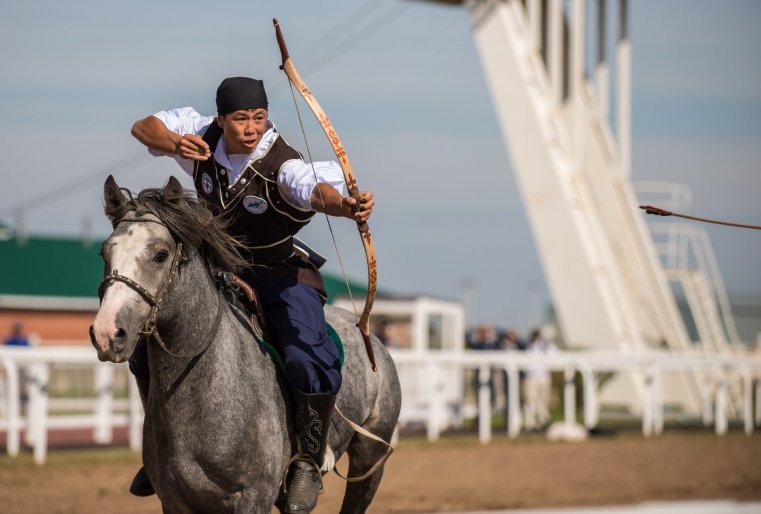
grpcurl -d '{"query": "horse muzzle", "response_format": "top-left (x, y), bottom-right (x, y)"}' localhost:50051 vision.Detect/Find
top-left (89, 323), bottom-right (132, 363)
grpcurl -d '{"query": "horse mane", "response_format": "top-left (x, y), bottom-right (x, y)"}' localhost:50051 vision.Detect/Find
top-left (111, 183), bottom-right (250, 273)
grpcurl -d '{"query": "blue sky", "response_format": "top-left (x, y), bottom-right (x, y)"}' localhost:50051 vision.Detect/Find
top-left (0, 0), bottom-right (759, 335)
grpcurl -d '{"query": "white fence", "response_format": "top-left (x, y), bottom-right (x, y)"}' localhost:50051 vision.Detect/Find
top-left (0, 346), bottom-right (142, 465)
top-left (390, 350), bottom-right (761, 443)
top-left (1, 346), bottom-right (760, 464)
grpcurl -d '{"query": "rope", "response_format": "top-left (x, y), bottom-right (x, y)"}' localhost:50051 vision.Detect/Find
top-left (330, 405), bottom-right (394, 482)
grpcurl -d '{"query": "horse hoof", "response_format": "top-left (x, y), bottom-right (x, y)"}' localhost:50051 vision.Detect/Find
top-left (129, 466), bottom-right (156, 497)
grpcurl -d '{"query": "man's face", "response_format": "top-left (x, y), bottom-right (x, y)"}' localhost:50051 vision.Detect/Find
top-left (217, 108), bottom-right (268, 154)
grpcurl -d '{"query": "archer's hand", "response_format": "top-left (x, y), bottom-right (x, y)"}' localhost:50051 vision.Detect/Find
top-left (175, 134), bottom-right (211, 161)
top-left (346, 191), bottom-right (374, 223)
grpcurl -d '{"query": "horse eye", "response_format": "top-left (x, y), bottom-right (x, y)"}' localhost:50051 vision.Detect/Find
top-left (154, 250), bottom-right (169, 263)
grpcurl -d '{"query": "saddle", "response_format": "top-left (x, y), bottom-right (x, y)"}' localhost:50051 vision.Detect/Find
top-left (215, 271), bottom-right (269, 337)
top-left (214, 271), bottom-right (344, 373)
top-left (214, 238), bottom-right (326, 342)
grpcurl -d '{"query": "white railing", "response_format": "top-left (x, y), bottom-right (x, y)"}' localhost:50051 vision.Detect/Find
top-left (647, 221), bottom-right (742, 345)
top-left (389, 349), bottom-right (761, 443)
top-left (0, 346), bottom-right (142, 465)
top-left (2, 346), bottom-right (760, 464)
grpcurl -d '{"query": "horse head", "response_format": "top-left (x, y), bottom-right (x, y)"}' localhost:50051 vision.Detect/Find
top-left (90, 176), bottom-right (186, 362)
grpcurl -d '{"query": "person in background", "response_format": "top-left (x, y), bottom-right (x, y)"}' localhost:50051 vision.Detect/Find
top-left (4, 321), bottom-right (30, 347)
top-left (374, 318), bottom-right (393, 347)
top-left (522, 327), bottom-right (558, 430)
top-left (467, 324), bottom-right (502, 350)
top-left (501, 327), bottom-right (526, 351)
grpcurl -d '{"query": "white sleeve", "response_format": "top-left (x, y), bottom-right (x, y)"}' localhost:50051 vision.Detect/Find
top-left (278, 159), bottom-right (347, 210)
top-left (148, 107), bottom-right (215, 176)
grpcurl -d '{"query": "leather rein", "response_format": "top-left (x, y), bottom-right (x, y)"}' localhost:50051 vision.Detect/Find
top-left (98, 217), bottom-right (223, 359)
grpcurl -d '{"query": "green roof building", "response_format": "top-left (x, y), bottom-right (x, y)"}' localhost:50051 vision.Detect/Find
top-left (0, 233), bottom-right (369, 307)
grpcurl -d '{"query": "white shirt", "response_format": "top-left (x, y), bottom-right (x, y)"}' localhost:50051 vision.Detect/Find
top-left (525, 339), bottom-right (558, 379)
top-left (149, 107), bottom-right (346, 210)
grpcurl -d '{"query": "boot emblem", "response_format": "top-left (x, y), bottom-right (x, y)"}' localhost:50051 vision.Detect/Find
top-left (305, 404), bottom-right (323, 454)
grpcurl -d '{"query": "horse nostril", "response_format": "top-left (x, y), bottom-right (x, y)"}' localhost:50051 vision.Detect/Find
top-left (113, 328), bottom-right (127, 353)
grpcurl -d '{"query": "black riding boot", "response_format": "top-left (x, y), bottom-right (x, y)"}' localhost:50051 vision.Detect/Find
top-left (284, 390), bottom-right (336, 514)
top-left (129, 372), bottom-right (155, 497)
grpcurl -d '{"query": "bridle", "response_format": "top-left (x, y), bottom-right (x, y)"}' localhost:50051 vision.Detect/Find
top-left (98, 217), bottom-right (223, 359)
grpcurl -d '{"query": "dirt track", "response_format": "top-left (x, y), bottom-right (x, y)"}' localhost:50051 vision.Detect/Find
top-left (1, 431), bottom-right (760, 513)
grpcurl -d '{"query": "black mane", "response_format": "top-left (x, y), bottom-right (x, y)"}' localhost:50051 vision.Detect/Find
top-left (111, 184), bottom-right (249, 273)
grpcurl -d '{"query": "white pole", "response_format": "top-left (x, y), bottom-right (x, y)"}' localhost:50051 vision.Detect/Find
top-left (742, 367), bottom-right (753, 435)
top-left (426, 363), bottom-right (441, 442)
top-left (478, 364), bottom-right (492, 444)
top-left (506, 364), bottom-right (521, 438)
top-left (755, 378), bottom-right (761, 427)
top-left (25, 364), bottom-right (37, 447)
top-left (654, 367), bottom-right (664, 435)
top-left (579, 364), bottom-right (598, 428)
top-left (563, 365), bottom-right (576, 428)
top-left (128, 375), bottom-right (143, 452)
top-left (93, 363), bottom-right (114, 445)
top-left (1, 357), bottom-right (20, 457)
top-left (548, 0), bottom-right (564, 107)
top-left (701, 371), bottom-right (714, 426)
top-left (596, 0), bottom-right (609, 119)
top-left (617, 0), bottom-right (631, 176)
top-left (30, 363), bottom-right (49, 465)
top-left (715, 368), bottom-right (727, 436)
top-left (571, 0), bottom-right (585, 157)
top-left (642, 367), bottom-right (654, 437)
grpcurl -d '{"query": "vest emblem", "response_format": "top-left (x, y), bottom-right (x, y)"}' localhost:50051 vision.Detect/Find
top-left (243, 195), bottom-right (268, 214)
top-left (201, 173), bottom-right (214, 195)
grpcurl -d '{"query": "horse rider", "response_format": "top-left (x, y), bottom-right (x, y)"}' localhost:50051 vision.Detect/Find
top-left (130, 76), bottom-right (375, 513)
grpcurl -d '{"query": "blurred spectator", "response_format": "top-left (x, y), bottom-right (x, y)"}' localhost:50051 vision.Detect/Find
top-left (467, 324), bottom-right (502, 350)
top-left (4, 321), bottom-right (30, 347)
top-left (374, 318), bottom-right (392, 347)
top-left (522, 327), bottom-right (558, 430)
top-left (372, 317), bottom-right (406, 348)
top-left (501, 328), bottom-right (526, 351)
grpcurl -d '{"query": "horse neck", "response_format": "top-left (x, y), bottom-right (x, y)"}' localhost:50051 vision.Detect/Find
top-left (145, 254), bottom-right (288, 434)
top-left (149, 255), bottom-right (224, 371)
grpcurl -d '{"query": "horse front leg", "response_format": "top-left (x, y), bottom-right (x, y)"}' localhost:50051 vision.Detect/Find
top-left (236, 485), bottom-right (283, 514)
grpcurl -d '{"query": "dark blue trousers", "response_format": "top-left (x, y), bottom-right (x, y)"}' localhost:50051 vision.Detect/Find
top-left (252, 277), bottom-right (342, 395)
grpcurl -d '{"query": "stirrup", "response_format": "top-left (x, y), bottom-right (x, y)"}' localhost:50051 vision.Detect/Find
top-left (283, 455), bottom-right (324, 513)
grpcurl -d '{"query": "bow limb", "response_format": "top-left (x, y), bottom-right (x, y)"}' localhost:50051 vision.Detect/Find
top-left (273, 19), bottom-right (378, 371)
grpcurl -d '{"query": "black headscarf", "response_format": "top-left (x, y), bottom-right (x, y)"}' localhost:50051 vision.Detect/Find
top-left (215, 77), bottom-right (268, 115)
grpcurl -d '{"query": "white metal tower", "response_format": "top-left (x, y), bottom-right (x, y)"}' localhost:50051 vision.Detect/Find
top-left (429, 0), bottom-right (744, 414)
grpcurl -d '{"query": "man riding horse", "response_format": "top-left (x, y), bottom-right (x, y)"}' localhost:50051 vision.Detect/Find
top-left (130, 76), bottom-right (375, 513)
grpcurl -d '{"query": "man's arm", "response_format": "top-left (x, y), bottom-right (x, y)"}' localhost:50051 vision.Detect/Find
top-left (131, 115), bottom-right (211, 161)
top-left (310, 183), bottom-right (374, 223)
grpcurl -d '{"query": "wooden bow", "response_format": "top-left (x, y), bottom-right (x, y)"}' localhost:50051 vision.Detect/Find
top-left (273, 18), bottom-right (378, 371)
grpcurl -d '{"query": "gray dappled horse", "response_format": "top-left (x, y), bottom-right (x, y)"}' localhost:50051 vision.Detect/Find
top-left (90, 176), bottom-right (401, 513)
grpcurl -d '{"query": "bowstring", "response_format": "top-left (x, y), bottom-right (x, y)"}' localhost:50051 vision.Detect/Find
top-left (285, 79), bottom-right (362, 321)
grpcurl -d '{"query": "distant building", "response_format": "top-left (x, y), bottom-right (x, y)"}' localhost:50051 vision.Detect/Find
top-left (0, 232), bottom-right (374, 345)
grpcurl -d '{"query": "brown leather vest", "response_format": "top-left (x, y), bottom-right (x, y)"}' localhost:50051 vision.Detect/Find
top-left (193, 122), bottom-right (325, 297)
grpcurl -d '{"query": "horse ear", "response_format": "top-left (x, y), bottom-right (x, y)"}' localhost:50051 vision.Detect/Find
top-left (164, 176), bottom-right (185, 201)
top-left (103, 175), bottom-right (129, 227)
